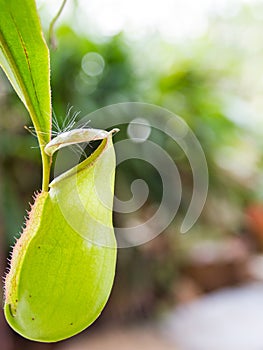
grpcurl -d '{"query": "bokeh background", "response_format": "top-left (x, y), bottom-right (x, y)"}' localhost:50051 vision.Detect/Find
top-left (1, 0), bottom-right (263, 349)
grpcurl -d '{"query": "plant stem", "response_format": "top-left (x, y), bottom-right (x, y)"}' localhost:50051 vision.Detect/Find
top-left (48, 0), bottom-right (68, 49)
top-left (41, 149), bottom-right (51, 192)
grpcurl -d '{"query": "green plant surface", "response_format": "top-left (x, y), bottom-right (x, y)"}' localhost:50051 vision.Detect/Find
top-left (0, 0), bottom-right (51, 191)
top-left (4, 136), bottom-right (117, 342)
top-left (0, 0), bottom-right (118, 342)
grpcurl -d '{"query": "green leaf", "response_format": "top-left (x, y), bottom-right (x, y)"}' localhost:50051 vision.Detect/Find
top-left (4, 135), bottom-right (117, 342)
top-left (0, 0), bottom-right (51, 190)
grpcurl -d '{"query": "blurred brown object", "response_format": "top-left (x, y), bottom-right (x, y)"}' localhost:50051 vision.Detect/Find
top-left (246, 204), bottom-right (263, 250)
top-left (172, 277), bottom-right (202, 304)
top-left (182, 237), bottom-right (250, 292)
top-left (247, 254), bottom-right (263, 281)
top-left (0, 230), bottom-right (14, 350)
top-left (0, 167), bottom-right (14, 350)
top-left (56, 326), bottom-right (177, 350)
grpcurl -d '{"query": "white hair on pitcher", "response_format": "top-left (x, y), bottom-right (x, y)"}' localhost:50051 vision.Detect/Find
top-left (44, 128), bottom-right (119, 156)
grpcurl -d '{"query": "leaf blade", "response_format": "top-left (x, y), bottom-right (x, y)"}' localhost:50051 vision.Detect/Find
top-left (0, 0), bottom-right (51, 140)
top-left (0, 0), bottom-right (52, 189)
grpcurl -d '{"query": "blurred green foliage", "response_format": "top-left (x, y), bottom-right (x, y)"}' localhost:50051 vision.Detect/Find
top-left (51, 27), bottom-right (138, 118)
